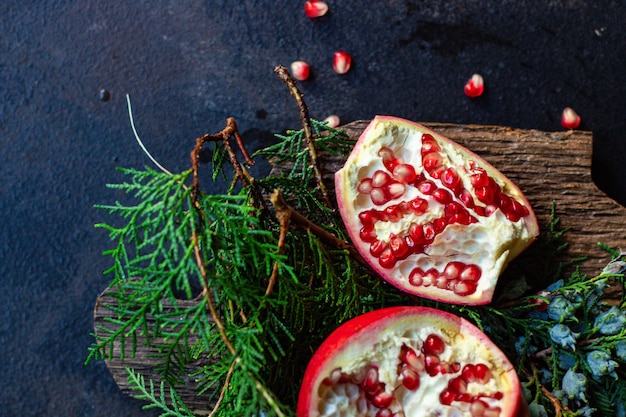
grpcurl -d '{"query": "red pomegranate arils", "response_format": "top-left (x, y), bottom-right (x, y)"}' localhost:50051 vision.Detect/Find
top-left (290, 60), bottom-right (311, 81)
top-left (423, 333), bottom-right (446, 356)
top-left (333, 51), bottom-right (352, 74)
top-left (303, 1), bottom-right (328, 18)
top-left (400, 364), bottom-right (420, 390)
top-left (561, 107), bottom-right (581, 129)
top-left (464, 73), bottom-right (485, 98)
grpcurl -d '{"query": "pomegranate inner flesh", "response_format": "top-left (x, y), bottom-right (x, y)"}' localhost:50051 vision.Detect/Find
top-left (316, 330), bottom-right (507, 417)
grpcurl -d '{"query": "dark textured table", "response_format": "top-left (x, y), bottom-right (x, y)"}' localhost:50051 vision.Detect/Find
top-left (2, 2), bottom-right (625, 415)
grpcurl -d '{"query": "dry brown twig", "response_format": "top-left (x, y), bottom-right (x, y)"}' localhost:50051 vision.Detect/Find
top-left (274, 65), bottom-right (333, 208)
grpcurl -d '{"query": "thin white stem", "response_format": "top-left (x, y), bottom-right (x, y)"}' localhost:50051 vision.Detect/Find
top-left (126, 94), bottom-right (173, 175)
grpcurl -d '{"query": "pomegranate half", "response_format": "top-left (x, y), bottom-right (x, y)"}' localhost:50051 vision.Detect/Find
top-left (297, 306), bottom-right (529, 417)
top-left (335, 116), bottom-right (539, 305)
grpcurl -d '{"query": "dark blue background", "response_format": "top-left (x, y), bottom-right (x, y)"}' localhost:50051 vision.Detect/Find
top-left (2, 1), bottom-right (625, 415)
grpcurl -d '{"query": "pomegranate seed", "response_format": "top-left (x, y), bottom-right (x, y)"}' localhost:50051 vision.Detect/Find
top-left (333, 51), bottom-right (352, 74)
top-left (370, 189), bottom-right (387, 205)
top-left (462, 364), bottom-right (476, 382)
top-left (511, 199), bottom-right (529, 217)
top-left (432, 188), bottom-right (453, 204)
top-left (303, 1), bottom-right (328, 18)
top-left (362, 367), bottom-right (379, 391)
top-left (423, 333), bottom-right (446, 355)
top-left (389, 235), bottom-right (409, 259)
top-left (290, 60), bottom-right (310, 81)
top-left (323, 114), bottom-right (340, 128)
top-left (470, 399), bottom-right (489, 416)
top-left (322, 367), bottom-right (342, 385)
top-left (359, 227), bottom-right (377, 243)
top-left (464, 73), bottom-right (484, 98)
top-left (424, 354), bottom-right (441, 376)
top-left (424, 269), bottom-right (438, 285)
top-left (358, 178), bottom-right (373, 194)
top-left (379, 248), bottom-right (396, 268)
top-left (454, 280), bottom-right (477, 296)
top-left (484, 204), bottom-right (498, 216)
top-left (561, 107), bottom-right (581, 129)
top-left (372, 391), bottom-right (394, 409)
top-left (433, 217), bottom-right (447, 233)
top-left (409, 223), bottom-right (424, 244)
top-left (505, 211), bottom-right (521, 222)
top-left (370, 240), bottom-right (388, 257)
top-left (401, 345), bottom-right (425, 371)
top-left (372, 170), bottom-right (391, 188)
top-left (408, 268), bottom-right (424, 286)
top-left (471, 171), bottom-right (491, 187)
top-left (474, 363), bottom-right (492, 383)
top-left (393, 164), bottom-right (417, 183)
top-left (443, 262), bottom-right (464, 280)
top-left (418, 180), bottom-right (437, 195)
top-left (378, 147), bottom-right (400, 171)
top-left (400, 365), bottom-right (420, 390)
top-left (358, 209), bottom-right (378, 227)
top-left (441, 167), bottom-right (461, 190)
top-left (450, 210), bottom-right (472, 225)
top-left (439, 388), bottom-right (455, 405)
top-left (435, 275), bottom-right (448, 289)
top-left (410, 198), bottom-right (429, 214)
top-left (422, 223), bottom-right (436, 242)
top-left (422, 153), bottom-right (443, 173)
top-left (498, 194), bottom-right (513, 214)
top-left (446, 279), bottom-right (459, 291)
top-left (449, 376), bottom-right (468, 394)
top-left (385, 182), bottom-right (406, 199)
top-left (384, 205), bottom-right (402, 222)
top-left (459, 189), bottom-right (475, 208)
top-left (420, 134), bottom-right (440, 154)
top-left (460, 264), bottom-right (481, 282)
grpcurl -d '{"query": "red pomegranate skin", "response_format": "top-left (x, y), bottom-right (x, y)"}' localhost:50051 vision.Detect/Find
top-left (297, 306), bottom-right (529, 417)
top-left (335, 116), bottom-right (539, 305)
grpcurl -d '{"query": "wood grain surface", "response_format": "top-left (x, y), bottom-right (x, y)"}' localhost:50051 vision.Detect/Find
top-left (94, 121), bottom-right (626, 412)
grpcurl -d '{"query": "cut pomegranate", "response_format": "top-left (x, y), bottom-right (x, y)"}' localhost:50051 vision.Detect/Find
top-left (333, 51), bottom-right (352, 75)
top-left (464, 73), bottom-right (485, 98)
top-left (561, 107), bottom-right (581, 130)
top-left (335, 116), bottom-right (539, 305)
top-left (304, 1), bottom-right (328, 18)
top-left (297, 306), bottom-right (529, 417)
top-left (290, 60), bottom-right (311, 81)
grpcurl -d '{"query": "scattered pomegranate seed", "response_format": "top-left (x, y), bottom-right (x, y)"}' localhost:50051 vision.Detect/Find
top-left (333, 51), bottom-right (352, 74)
top-left (323, 114), bottom-right (340, 128)
top-left (304, 1), bottom-right (328, 18)
top-left (464, 73), bottom-right (484, 98)
top-left (290, 60), bottom-right (311, 81)
top-left (561, 107), bottom-right (581, 129)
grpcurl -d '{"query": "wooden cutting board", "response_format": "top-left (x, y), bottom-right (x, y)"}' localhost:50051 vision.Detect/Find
top-left (94, 121), bottom-right (626, 412)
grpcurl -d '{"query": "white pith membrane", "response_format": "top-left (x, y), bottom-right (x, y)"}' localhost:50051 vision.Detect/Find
top-left (336, 117), bottom-right (538, 305)
top-left (313, 314), bottom-right (517, 417)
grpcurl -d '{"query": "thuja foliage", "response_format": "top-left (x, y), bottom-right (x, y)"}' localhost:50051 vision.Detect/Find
top-left (88, 68), bottom-right (626, 416)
